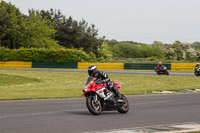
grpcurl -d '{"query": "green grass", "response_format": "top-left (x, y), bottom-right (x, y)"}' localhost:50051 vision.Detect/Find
top-left (0, 70), bottom-right (200, 100)
top-left (0, 73), bottom-right (41, 86)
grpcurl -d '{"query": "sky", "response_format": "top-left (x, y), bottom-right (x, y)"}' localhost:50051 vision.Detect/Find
top-left (3, 0), bottom-right (200, 44)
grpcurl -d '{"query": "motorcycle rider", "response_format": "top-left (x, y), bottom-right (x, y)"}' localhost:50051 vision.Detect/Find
top-left (88, 65), bottom-right (123, 102)
top-left (194, 62), bottom-right (200, 70)
top-left (157, 62), bottom-right (164, 71)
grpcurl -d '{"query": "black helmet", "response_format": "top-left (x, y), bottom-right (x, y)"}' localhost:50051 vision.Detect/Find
top-left (88, 65), bottom-right (98, 77)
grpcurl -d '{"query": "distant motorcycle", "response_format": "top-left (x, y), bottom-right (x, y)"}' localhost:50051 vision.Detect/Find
top-left (194, 68), bottom-right (200, 76)
top-left (82, 77), bottom-right (129, 115)
top-left (154, 66), bottom-right (169, 75)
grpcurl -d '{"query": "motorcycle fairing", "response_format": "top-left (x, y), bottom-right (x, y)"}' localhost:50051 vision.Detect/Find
top-left (95, 87), bottom-right (107, 98)
top-left (114, 82), bottom-right (122, 90)
top-left (83, 77), bottom-right (122, 99)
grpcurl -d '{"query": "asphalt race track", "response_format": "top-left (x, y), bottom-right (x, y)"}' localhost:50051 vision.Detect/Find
top-left (0, 69), bottom-right (198, 132)
top-left (0, 69), bottom-right (195, 76)
top-left (0, 93), bottom-right (200, 133)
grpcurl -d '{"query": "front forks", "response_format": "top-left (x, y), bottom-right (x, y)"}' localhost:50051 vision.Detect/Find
top-left (89, 94), bottom-right (100, 106)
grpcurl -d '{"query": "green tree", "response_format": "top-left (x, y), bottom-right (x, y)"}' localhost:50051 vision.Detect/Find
top-left (38, 9), bottom-right (104, 54)
top-left (163, 46), bottom-right (177, 60)
top-left (0, 1), bottom-right (59, 49)
top-left (164, 41), bottom-right (197, 60)
top-left (110, 41), bottom-right (164, 58)
top-left (191, 41), bottom-right (200, 50)
top-left (97, 41), bottom-right (113, 59)
top-left (152, 41), bottom-right (164, 49)
top-left (23, 10), bottom-right (59, 48)
top-left (105, 39), bottom-right (118, 46)
top-left (0, 0), bottom-right (22, 48)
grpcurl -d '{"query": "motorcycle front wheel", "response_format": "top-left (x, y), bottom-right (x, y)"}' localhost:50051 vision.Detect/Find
top-left (86, 96), bottom-right (102, 115)
top-left (194, 71), bottom-right (200, 76)
top-left (117, 94), bottom-right (129, 113)
top-left (156, 71), bottom-right (160, 75)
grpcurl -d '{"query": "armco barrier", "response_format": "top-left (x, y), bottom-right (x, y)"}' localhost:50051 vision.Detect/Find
top-left (124, 63), bottom-right (171, 70)
top-left (78, 63), bottom-right (124, 69)
top-left (0, 61), bottom-right (32, 68)
top-left (171, 63), bottom-right (196, 70)
top-left (32, 62), bottom-right (77, 68)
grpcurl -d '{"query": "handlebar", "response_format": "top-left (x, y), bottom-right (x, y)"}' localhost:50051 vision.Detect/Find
top-left (94, 79), bottom-right (105, 84)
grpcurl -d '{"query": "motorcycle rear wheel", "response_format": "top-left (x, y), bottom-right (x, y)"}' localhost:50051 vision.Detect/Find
top-left (165, 71), bottom-right (169, 75)
top-left (86, 96), bottom-right (102, 115)
top-left (117, 94), bottom-right (129, 113)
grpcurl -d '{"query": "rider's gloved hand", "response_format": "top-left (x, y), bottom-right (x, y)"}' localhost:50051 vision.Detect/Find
top-left (102, 80), bottom-right (107, 83)
top-left (95, 79), bottom-right (103, 84)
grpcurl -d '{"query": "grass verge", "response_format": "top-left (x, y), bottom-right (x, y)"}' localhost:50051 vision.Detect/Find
top-left (0, 73), bottom-right (41, 86)
top-left (0, 70), bottom-right (200, 100)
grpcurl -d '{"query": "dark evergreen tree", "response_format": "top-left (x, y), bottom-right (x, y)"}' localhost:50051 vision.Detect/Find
top-left (38, 9), bottom-right (104, 55)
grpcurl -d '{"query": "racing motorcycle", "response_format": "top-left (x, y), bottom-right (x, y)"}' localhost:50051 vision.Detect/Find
top-left (82, 77), bottom-right (129, 115)
top-left (154, 66), bottom-right (169, 75)
top-left (194, 68), bottom-right (200, 76)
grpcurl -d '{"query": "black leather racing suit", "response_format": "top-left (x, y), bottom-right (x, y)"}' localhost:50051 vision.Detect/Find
top-left (95, 70), bottom-right (114, 90)
top-left (95, 70), bottom-right (121, 100)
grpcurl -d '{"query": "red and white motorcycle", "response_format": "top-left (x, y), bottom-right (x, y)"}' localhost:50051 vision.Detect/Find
top-left (82, 77), bottom-right (129, 115)
top-left (154, 66), bottom-right (169, 75)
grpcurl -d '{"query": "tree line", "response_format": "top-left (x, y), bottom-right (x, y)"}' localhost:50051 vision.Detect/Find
top-left (0, 1), bottom-right (104, 56)
top-left (1, 1), bottom-right (200, 62)
top-left (105, 40), bottom-right (200, 61)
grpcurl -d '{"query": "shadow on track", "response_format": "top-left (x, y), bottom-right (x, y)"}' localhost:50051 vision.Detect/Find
top-left (67, 110), bottom-right (123, 116)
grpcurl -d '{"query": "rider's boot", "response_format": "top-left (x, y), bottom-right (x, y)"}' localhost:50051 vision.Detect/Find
top-left (113, 86), bottom-right (123, 102)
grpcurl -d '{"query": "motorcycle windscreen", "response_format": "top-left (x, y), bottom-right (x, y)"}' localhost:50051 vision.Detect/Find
top-left (85, 77), bottom-right (95, 85)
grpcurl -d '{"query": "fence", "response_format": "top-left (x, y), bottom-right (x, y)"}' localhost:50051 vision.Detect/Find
top-left (0, 62), bottom-right (197, 70)
top-left (124, 63), bottom-right (171, 70)
top-left (0, 61), bottom-right (32, 68)
top-left (78, 63), bottom-right (124, 70)
top-left (32, 62), bottom-right (77, 68)
top-left (171, 63), bottom-right (196, 70)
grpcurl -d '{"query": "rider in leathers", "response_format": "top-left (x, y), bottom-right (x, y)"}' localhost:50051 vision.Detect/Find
top-left (157, 62), bottom-right (164, 71)
top-left (195, 63), bottom-right (200, 69)
top-left (88, 65), bottom-right (122, 102)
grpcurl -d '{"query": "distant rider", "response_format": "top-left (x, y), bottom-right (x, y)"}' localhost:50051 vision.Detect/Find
top-left (194, 63), bottom-right (200, 70)
top-left (88, 65), bottom-right (123, 102)
top-left (157, 62), bottom-right (164, 71)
